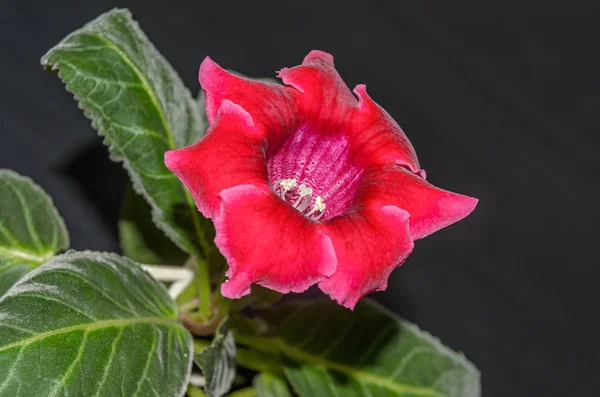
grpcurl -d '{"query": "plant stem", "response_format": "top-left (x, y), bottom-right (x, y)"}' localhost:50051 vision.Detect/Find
top-left (196, 256), bottom-right (212, 320)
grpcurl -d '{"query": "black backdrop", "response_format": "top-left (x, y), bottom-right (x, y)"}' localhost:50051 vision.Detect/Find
top-left (1, 1), bottom-right (599, 396)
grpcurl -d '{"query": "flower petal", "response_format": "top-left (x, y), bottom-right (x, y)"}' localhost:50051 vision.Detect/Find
top-left (350, 85), bottom-right (421, 173)
top-left (319, 204), bottom-right (413, 309)
top-left (277, 50), bottom-right (356, 131)
top-left (277, 51), bottom-right (421, 173)
top-left (358, 165), bottom-right (479, 240)
top-left (164, 102), bottom-right (269, 218)
top-left (214, 184), bottom-right (337, 298)
top-left (199, 57), bottom-right (297, 140)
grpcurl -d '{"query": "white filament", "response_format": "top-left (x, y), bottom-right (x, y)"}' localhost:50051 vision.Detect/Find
top-left (275, 180), bottom-right (326, 220)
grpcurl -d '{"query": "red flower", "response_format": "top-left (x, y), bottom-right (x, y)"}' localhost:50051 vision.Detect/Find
top-left (165, 51), bottom-right (477, 309)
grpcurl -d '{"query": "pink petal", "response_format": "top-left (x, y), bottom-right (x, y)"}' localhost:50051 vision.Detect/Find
top-left (278, 51), bottom-right (421, 173)
top-left (358, 165), bottom-right (479, 240)
top-left (199, 57), bottom-right (297, 140)
top-left (215, 184), bottom-right (337, 298)
top-left (319, 204), bottom-right (414, 310)
top-left (277, 50), bottom-right (357, 132)
top-left (350, 85), bottom-right (421, 173)
top-left (164, 102), bottom-right (269, 218)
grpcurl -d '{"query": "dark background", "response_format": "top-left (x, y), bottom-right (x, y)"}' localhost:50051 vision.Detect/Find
top-left (1, 1), bottom-right (599, 395)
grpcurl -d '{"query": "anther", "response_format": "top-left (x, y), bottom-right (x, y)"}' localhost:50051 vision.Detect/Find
top-left (278, 178), bottom-right (297, 199)
top-left (313, 196), bottom-right (326, 212)
top-left (275, 179), bottom-right (327, 221)
top-left (293, 184), bottom-right (313, 209)
top-left (305, 196), bottom-right (326, 217)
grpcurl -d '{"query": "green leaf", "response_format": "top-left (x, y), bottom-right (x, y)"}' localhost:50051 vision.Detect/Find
top-left (254, 373), bottom-right (293, 397)
top-left (0, 170), bottom-right (69, 296)
top-left (263, 299), bottom-right (480, 397)
top-left (41, 8), bottom-right (210, 257)
top-left (119, 185), bottom-right (187, 265)
top-left (194, 319), bottom-right (236, 397)
top-left (0, 251), bottom-right (193, 396)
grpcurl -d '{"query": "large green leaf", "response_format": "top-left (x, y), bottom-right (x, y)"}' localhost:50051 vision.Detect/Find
top-left (0, 170), bottom-right (69, 296)
top-left (119, 185), bottom-right (187, 265)
top-left (41, 8), bottom-right (210, 257)
top-left (0, 251), bottom-right (193, 396)
top-left (194, 319), bottom-right (236, 397)
top-left (254, 373), bottom-right (293, 397)
top-left (256, 299), bottom-right (480, 397)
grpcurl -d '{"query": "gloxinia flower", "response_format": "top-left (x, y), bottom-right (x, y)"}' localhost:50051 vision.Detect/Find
top-left (165, 50), bottom-right (478, 309)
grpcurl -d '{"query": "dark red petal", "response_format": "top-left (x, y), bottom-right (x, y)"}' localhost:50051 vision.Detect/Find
top-left (359, 165), bottom-right (479, 240)
top-left (277, 50), bottom-right (357, 131)
top-left (164, 102), bottom-right (269, 218)
top-left (350, 85), bottom-right (421, 173)
top-left (319, 204), bottom-right (413, 309)
top-left (214, 184), bottom-right (337, 298)
top-left (199, 57), bottom-right (297, 141)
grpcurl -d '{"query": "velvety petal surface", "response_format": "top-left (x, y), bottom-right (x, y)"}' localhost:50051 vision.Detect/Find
top-left (277, 50), bottom-right (356, 131)
top-left (165, 102), bottom-right (269, 218)
top-left (358, 165), bottom-right (479, 240)
top-left (214, 184), bottom-right (337, 298)
top-left (278, 51), bottom-right (421, 173)
top-left (319, 204), bottom-right (414, 309)
top-left (350, 85), bottom-right (422, 174)
top-left (200, 57), bottom-right (297, 141)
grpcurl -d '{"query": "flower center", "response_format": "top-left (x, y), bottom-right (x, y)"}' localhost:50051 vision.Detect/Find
top-left (275, 178), bottom-right (326, 220)
top-left (266, 124), bottom-right (364, 221)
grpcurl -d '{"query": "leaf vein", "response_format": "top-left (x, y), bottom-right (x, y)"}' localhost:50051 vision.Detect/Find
top-left (92, 326), bottom-right (125, 397)
top-left (0, 316), bottom-right (180, 354)
top-left (46, 268), bottom-right (140, 317)
top-left (131, 326), bottom-right (158, 397)
top-left (48, 331), bottom-right (88, 397)
top-left (8, 293), bottom-right (98, 322)
top-left (2, 178), bottom-right (45, 252)
top-left (85, 33), bottom-right (208, 255)
top-left (0, 247), bottom-right (53, 265)
top-left (277, 340), bottom-right (444, 397)
top-left (0, 345), bottom-right (24, 393)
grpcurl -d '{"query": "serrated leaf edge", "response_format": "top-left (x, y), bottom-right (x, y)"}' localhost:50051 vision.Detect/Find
top-left (271, 299), bottom-right (481, 397)
top-left (40, 8), bottom-right (208, 258)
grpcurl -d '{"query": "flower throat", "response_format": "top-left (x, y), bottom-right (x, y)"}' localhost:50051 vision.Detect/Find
top-left (266, 124), bottom-right (364, 221)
